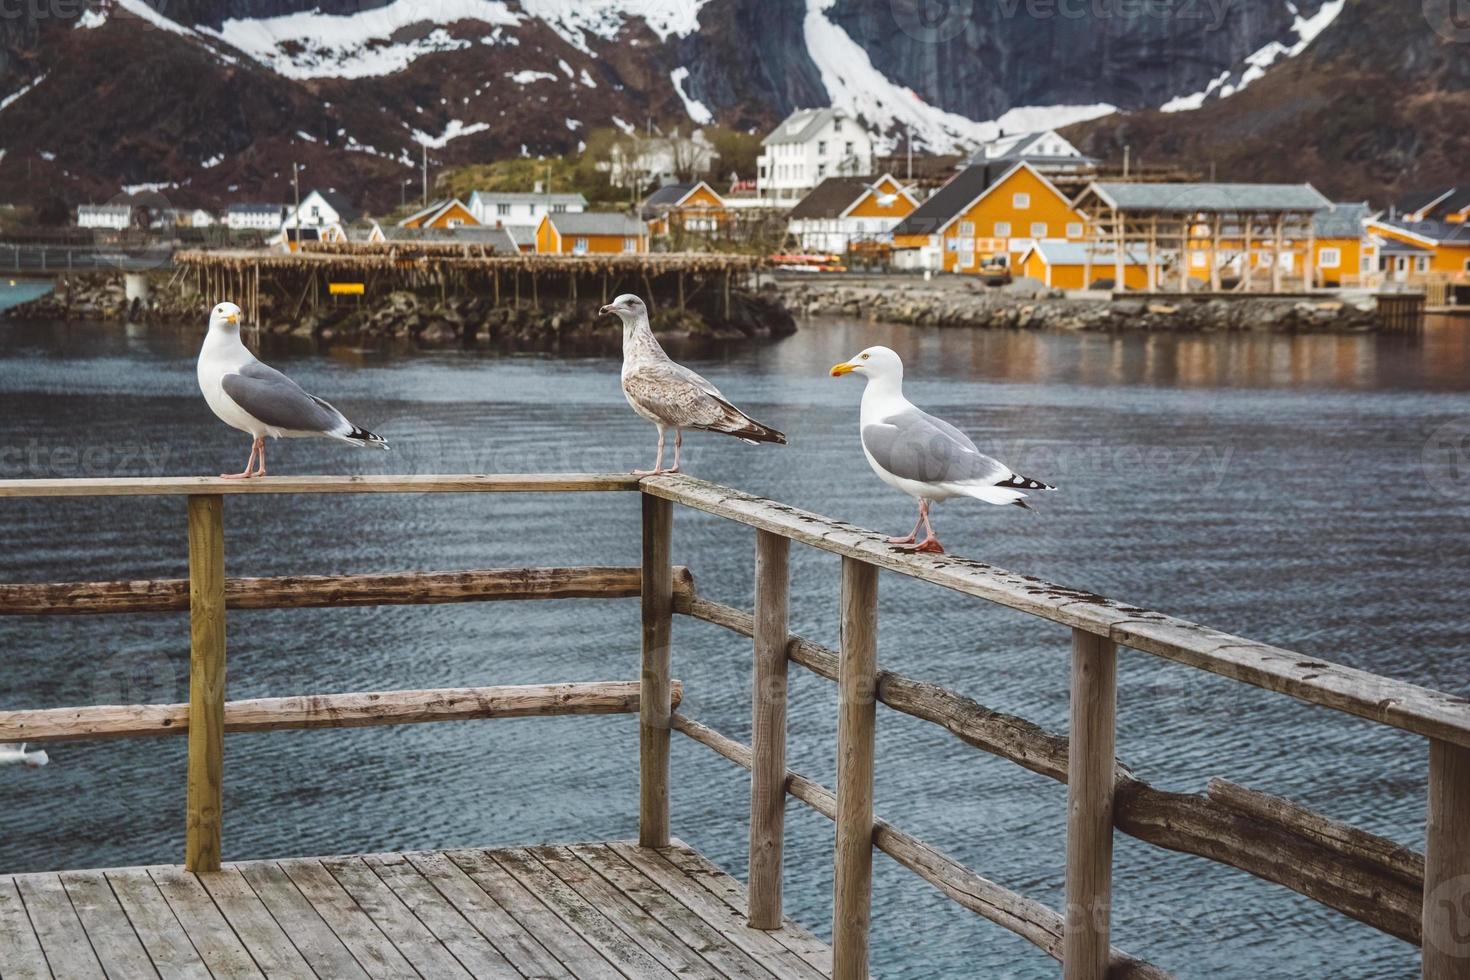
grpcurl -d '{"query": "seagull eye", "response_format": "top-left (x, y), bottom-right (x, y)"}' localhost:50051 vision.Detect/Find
top-left (860, 353), bottom-right (870, 360)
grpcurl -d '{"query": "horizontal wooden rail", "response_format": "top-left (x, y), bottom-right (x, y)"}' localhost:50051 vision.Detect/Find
top-left (0, 566), bottom-right (696, 616)
top-left (671, 713), bottom-right (1171, 980)
top-left (679, 595), bottom-right (1423, 942)
top-left (646, 475), bottom-right (1470, 748)
top-left (0, 681), bottom-right (676, 743)
top-left (0, 473), bottom-right (640, 498)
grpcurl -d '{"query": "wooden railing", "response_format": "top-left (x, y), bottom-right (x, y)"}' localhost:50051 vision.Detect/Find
top-left (1, 473), bottom-right (1467, 979)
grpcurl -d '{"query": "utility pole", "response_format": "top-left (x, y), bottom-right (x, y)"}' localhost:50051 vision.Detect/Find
top-left (1122, 145), bottom-right (1130, 179)
top-left (292, 162), bottom-right (300, 251)
top-left (421, 143), bottom-right (429, 206)
top-left (906, 123), bottom-right (913, 182)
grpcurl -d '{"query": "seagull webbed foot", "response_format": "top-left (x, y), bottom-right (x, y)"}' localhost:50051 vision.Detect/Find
top-left (886, 534), bottom-right (917, 545)
top-left (911, 538), bottom-right (945, 554)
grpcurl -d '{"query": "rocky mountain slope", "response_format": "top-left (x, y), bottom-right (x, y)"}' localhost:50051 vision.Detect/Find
top-left (0, 0), bottom-right (1437, 216)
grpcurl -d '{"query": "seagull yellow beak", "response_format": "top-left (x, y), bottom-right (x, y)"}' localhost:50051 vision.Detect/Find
top-left (225, 313), bottom-right (239, 324)
top-left (830, 361), bottom-right (856, 377)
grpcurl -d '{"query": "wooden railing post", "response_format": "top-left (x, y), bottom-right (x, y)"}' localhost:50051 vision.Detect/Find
top-left (833, 556), bottom-right (878, 980)
top-left (1423, 739), bottom-right (1470, 978)
top-left (1064, 627), bottom-right (1117, 980)
top-left (639, 493), bottom-right (673, 848)
top-left (748, 530), bottom-right (790, 929)
top-left (185, 494), bottom-right (226, 872)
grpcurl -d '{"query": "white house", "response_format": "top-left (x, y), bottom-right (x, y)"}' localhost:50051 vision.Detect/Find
top-left (757, 108), bottom-right (875, 202)
top-left (224, 204), bottom-right (288, 231)
top-left (601, 131), bottom-right (719, 190)
top-left (468, 189), bottom-right (587, 225)
top-left (282, 190), bottom-right (360, 230)
top-left (965, 129), bottom-right (1094, 175)
top-left (76, 204), bottom-right (132, 230)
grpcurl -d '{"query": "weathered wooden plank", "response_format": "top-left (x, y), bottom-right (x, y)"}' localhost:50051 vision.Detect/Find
top-left (0, 474), bottom-right (641, 498)
top-left (0, 876), bottom-right (53, 980)
top-left (361, 854), bottom-right (520, 979)
top-left (444, 849), bottom-right (616, 978)
top-left (402, 852), bottom-right (569, 980)
top-left (185, 494), bottom-right (226, 873)
top-left (748, 530), bottom-right (790, 931)
top-left (641, 493), bottom-right (674, 849)
top-left (565, 845), bottom-right (777, 980)
top-left (148, 867), bottom-right (262, 979)
top-left (0, 566), bottom-right (695, 616)
top-left (277, 859), bottom-right (419, 979)
top-left (608, 843), bottom-right (829, 980)
top-left (682, 596), bottom-right (1425, 943)
top-left (232, 861), bottom-right (370, 980)
top-left (653, 476), bottom-right (1470, 747)
top-left (527, 846), bottom-right (723, 979)
top-left (59, 870), bottom-right (159, 980)
top-left (14, 873), bottom-right (105, 979)
top-left (1, 680), bottom-right (677, 743)
top-left (105, 870), bottom-right (212, 980)
top-left (1064, 629), bottom-right (1117, 980)
top-left (670, 717), bottom-right (1170, 980)
top-left (1424, 739), bottom-right (1470, 979)
top-left (196, 868), bottom-right (314, 977)
top-left (491, 848), bottom-right (679, 979)
top-left (834, 557), bottom-right (878, 980)
top-left (320, 856), bottom-right (472, 979)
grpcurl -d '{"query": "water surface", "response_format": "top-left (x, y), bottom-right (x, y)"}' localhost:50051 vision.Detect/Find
top-left (2, 314), bottom-right (1468, 979)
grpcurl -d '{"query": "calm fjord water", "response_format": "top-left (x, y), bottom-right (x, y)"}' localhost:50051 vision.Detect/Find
top-left (2, 313), bottom-right (1468, 979)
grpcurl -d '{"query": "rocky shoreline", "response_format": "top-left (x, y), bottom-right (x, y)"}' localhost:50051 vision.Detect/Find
top-left (776, 278), bottom-right (1385, 332)
top-left (5, 273), bottom-right (799, 352)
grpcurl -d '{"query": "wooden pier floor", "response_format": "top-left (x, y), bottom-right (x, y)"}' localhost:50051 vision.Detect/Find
top-left (0, 841), bottom-right (833, 979)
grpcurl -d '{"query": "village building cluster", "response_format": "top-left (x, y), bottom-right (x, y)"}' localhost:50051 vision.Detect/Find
top-left (72, 108), bottom-right (1469, 295)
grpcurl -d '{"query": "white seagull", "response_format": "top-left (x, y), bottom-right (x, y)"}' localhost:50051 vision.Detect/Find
top-left (0, 743), bottom-right (49, 768)
top-left (831, 346), bottom-right (1054, 553)
top-left (601, 294), bottom-right (785, 474)
top-left (197, 302), bottom-right (388, 478)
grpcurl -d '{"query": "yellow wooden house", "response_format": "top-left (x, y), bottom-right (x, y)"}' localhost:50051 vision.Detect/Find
top-left (1017, 241), bottom-right (1154, 290)
top-left (1365, 217), bottom-right (1470, 282)
top-left (398, 198), bottom-right (480, 230)
top-left (642, 181), bottom-right (727, 237)
top-left (891, 162), bottom-right (1085, 273)
top-left (535, 212), bottom-right (648, 254)
top-left (786, 174), bottom-right (918, 253)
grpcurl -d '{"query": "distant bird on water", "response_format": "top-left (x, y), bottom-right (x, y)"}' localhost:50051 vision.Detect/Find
top-left (831, 346), bottom-right (1054, 554)
top-left (0, 743), bottom-right (48, 768)
top-left (197, 302), bottom-right (388, 478)
top-left (601, 294), bottom-right (785, 474)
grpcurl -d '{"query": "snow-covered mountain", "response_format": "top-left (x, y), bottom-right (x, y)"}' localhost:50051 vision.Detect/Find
top-left (0, 0), bottom-right (1379, 211)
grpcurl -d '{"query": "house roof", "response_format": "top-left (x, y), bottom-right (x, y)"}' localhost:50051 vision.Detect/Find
top-left (78, 203), bottom-right (132, 213)
top-left (1395, 187), bottom-right (1457, 219)
top-left (762, 108), bottom-right (852, 147)
top-left (1371, 217), bottom-right (1470, 246)
top-left (1313, 202), bottom-right (1371, 239)
top-left (469, 190), bottom-right (589, 207)
top-left (1022, 241), bottom-right (1151, 266)
top-left (544, 212), bottom-right (644, 236)
top-left (1080, 182), bottom-right (1332, 213)
top-left (398, 198), bottom-right (476, 228)
top-left (788, 177), bottom-right (877, 219)
top-left (967, 130), bottom-right (1092, 167)
top-left (387, 226), bottom-right (519, 250)
top-left (303, 189), bottom-right (361, 223)
top-left (227, 203), bottom-right (287, 214)
top-left (890, 166), bottom-right (993, 237)
top-left (640, 182), bottom-right (722, 219)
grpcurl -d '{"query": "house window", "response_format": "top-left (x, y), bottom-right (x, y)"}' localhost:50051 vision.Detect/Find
top-left (1030, 222), bottom-right (1047, 238)
top-left (623, 237), bottom-right (637, 252)
top-left (1318, 247), bottom-right (1341, 269)
top-left (845, 141), bottom-right (853, 155)
top-left (310, 205), bottom-right (321, 219)
top-left (1362, 256), bottom-right (1373, 272)
top-left (552, 204), bottom-right (567, 214)
top-left (1066, 222), bottom-right (1083, 238)
top-left (1415, 256), bottom-right (1430, 273)
top-left (818, 164), bottom-right (827, 177)
top-left (1012, 193), bottom-right (1030, 209)
top-left (834, 118), bottom-right (843, 133)
top-left (573, 237), bottom-right (589, 254)
top-left (446, 218), bottom-right (463, 229)
top-left (959, 221), bottom-right (975, 236)
top-left (1191, 250), bottom-right (1207, 268)
top-left (497, 203), bottom-right (510, 216)
top-left (529, 204), bottom-right (538, 214)
top-left (994, 221), bottom-right (1011, 237)
top-left (818, 141), bottom-right (827, 155)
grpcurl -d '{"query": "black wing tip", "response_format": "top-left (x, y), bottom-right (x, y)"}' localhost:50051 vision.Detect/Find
top-left (348, 427), bottom-right (391, 451)
top-left (998, 473), bottom-right (1055, 492)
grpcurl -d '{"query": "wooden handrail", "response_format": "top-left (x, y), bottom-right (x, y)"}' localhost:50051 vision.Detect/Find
top-left (0, 681), bottom-right (671, 742)
top-left (0, 566), bottom-right (695, 615)
top-left (645, 475), bottom-right (1470, 748)
top-left (0, 473), bottom-right (640, 498)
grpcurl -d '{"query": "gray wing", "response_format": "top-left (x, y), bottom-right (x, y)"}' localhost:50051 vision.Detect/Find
top-left (862, 408), bottom-right (1011, 485)
top-left (623, 362), bottom-right (739, 430)
top-left (221, 361), bottom-right (347, 434)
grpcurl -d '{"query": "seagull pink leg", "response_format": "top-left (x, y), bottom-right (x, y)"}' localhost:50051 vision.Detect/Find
top-left (633, 429), bottom-right (666, 476)
top-left (912, 499), bottom-right (944, 554)
top-left (669, 429), bottom-right (682, 474)
top-left (253, 438), bottom-right (267, 477)
top-left (887, 501), bottom-right (923, 545)
top-left (220, 437), bottom-right (260, 480)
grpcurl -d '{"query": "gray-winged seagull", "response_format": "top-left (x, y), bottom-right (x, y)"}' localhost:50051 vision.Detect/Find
top-left (197, 302), bottom-right (388, 478)
top-left (831, 345), bottom-right (1054, 553)
top-left (601, 294), bottom-right (785, 474)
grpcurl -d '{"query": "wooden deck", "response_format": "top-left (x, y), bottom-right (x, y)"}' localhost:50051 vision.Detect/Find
top-left (0, 841), bottom-right (832, 979)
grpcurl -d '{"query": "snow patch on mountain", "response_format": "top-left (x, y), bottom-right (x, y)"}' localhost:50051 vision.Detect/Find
top-left (518, 0), bottom-right (711, 52)
top-left (0, 75), bottom-right (46, 114)
top-left (670, 67), bottom-right (713, 125)
top-left (412, 119), bottom-right (493, 147)
top-left (1160, 0), bottom-right (1344, 111)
